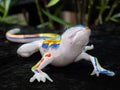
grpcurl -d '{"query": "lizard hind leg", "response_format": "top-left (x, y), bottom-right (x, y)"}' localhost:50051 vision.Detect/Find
top-left (17, 40), bottom-right (43, 57)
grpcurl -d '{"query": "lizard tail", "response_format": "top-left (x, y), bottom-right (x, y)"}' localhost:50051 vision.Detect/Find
top-left (6, 28), bottom-right (60, 43)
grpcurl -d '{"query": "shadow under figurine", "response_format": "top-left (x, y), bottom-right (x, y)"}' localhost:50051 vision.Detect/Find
top-left (6, 25), bottom-right (115, 83)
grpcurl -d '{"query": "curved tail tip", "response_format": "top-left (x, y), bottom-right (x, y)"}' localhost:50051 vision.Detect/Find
top-left (8, 28), bottom-right (21, 34)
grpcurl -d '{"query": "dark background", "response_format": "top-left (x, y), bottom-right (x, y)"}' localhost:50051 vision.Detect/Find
top-left (0, 0), bottom-right (120, 89)
top-left (0, 22), bottom-right (120, 89)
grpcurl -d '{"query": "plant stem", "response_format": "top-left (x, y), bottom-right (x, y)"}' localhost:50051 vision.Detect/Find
top-left (72, 0), bottom-right (77, 24)
top-left (43, 0), bottom-right (54, 29)
top-left (35, 0), bottom-right (44, 24)
top-left (87, 0), bottom-right (93, 26)
top-left (105, 0), bottom-right (119, 21)
top-left (82, 0), bottom-right (87, 25)
top-left (77, 0), bottom-right (81, 23)
top-left (95, 0), bottom-right (109, 25)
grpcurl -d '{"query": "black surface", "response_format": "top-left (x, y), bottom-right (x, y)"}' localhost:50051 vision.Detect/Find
top-left (0, 22), bottom-right (120, 89)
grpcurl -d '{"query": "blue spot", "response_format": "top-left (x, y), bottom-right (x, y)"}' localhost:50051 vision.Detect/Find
top-left (100, 70), bottom-right (114, 76)
top-left (100, 70), bottom-right (109, 75)
top-left (34, 69), bottom-right (39, 73)
top-left (50, 44), bottom-right (60, 48)
top-left (42, 44), bottom-right (48, 49)
top-left (94, 57), bottom-right (99, 72)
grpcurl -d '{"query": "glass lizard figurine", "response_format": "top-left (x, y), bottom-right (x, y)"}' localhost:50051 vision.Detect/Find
top-left (6, 25), bottom-right (115, 83)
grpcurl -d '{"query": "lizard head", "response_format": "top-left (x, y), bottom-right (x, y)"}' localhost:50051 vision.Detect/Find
top-left (61, 24), bottom-right (91, 47)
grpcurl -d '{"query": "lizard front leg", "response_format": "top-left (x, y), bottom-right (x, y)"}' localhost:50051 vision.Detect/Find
top-left (75, 52), bottom-right (115, 77)
top-left (75, 45), bottom-right (115, 77)
top-left (30, 52), bottom-right (55, 83)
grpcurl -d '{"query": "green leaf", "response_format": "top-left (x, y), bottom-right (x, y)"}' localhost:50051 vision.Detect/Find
top-left (47, 0), bottom-right (60, 7)
top-left (41, 9), bottom-right (72, 27)
top-left (3, 0), bottom-right (11, 18)
top-left (96, 6), bottom-right (101, 10)
top-left (110, 17), bottom-right (120, 23)
top-left (54, 5), bottom-right (63, 16)
top-left (0, 1), bottom-right (5, 14)
top-left (112, 13), bottom-right (120, 18)
top-left (4, 0), bottom-right (11, 12)
top-left (0, 8), bottom-right (4, 13)
top-left (3, 16), bottom-right (20, 24)
top-left (37, 22), bottom-right (52, 29)
top-left (105, 6), bottom-right (110, 9)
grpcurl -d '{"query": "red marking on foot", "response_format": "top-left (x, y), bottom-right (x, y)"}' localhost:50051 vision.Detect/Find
top-left (45, 53), bottom-right (51, 57)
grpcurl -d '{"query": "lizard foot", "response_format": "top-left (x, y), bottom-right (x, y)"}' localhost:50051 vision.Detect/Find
top-left (90, 67), bottom-right (115, 77)
top-left (90, 44), bottom-right (94, 49)
top-left (30, 71), bottom-right (53, 83)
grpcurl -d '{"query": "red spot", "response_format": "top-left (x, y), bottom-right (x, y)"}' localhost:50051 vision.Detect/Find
top-left (43, 49), bottom-right (46, 52)
top-left (45, 53), bottom-right (51, 57)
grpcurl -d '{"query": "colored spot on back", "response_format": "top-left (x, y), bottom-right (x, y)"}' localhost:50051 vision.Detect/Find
top-left (42, 39), bottom-right (60, 49)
